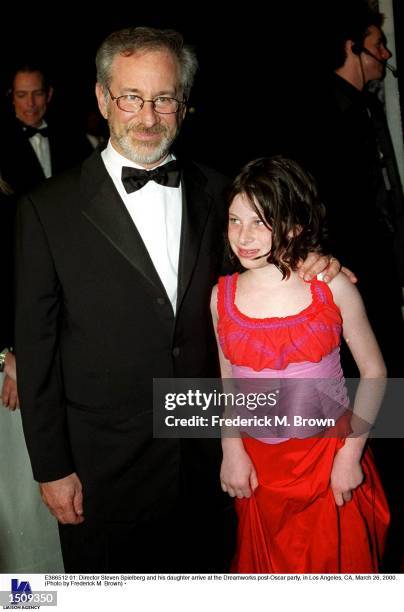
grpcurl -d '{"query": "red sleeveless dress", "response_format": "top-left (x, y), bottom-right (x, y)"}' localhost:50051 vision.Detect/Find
top-left (217, 273), bottom-right (390, 573)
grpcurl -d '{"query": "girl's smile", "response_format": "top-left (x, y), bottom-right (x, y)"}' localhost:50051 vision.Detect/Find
top-left (228, 194), bottom-right (272, 268)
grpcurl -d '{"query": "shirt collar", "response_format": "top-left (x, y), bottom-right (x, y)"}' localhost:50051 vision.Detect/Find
top-left (18, 118), bottom-right (48, 135)
top-left (103, 139), bottom-right (174, 183)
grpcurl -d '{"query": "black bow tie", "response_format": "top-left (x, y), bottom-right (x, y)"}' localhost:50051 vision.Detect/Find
top-left (22, 125), bottom-right (49, 138)
top-left (121, 160), bottom-right (181, 194)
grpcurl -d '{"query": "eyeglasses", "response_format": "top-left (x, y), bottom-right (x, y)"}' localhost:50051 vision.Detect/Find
top-left (108, 89), bottom-right (186, 114)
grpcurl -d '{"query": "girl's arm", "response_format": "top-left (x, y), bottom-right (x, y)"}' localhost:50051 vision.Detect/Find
top-left (210, 285), bottom-right (258, 499)
top-left (328, 274), bottom-right (387, 506)
top-left (210, 285), bottom-right (233, 379)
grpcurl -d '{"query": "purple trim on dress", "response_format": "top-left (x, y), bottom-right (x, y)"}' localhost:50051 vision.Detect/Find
top-left (224, 274), bottom-right (337, 330)
top-left (313, 283), bottom-right (328, 304)
top-left (220, 274), bottom-right (342, 370)
top-left (309, 321), bottom-right (342, 335)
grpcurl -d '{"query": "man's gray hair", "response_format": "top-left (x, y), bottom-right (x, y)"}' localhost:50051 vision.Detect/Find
top-left (96, 26), bottom-right (198, 99)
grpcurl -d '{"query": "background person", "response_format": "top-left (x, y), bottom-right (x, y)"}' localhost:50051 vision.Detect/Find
top-left (0, 63), bottom-right (92, 196)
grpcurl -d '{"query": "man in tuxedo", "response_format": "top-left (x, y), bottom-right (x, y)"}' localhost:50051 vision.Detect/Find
top-left (0, 182), bottom-right (18, 410)
top-left (0, 64), bottom-right (92, 195)
top-left (15, 27), bottom-right (338, 573)
top-left (0, 65), bottom-right (90, 412)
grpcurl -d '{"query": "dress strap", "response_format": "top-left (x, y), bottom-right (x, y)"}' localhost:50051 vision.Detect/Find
top-left (310, 278), bottom-right (337, 310)
top-left (217, 274), bottom-right (235, 321)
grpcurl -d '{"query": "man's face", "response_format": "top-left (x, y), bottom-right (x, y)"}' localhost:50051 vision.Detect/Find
top-left (96, 49), bottom-right (186, 168)
top-left (12, 71), bottom-right (52, 128)
top-left (362, 25), bottom-right (392, 82)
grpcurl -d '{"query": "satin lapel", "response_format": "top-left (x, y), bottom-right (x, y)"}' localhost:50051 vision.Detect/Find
top-left (176, 163), bottom-right (213, 313)
top-left (80, 153), bottom-right (167, 295)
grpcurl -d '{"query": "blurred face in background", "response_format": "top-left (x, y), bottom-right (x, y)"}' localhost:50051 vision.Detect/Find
top-left (12, 71), bottom-right (53, 128)
top-left (361, 25), bottom-right (392, 83)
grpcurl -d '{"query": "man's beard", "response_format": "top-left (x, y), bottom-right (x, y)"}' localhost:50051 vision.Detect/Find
top-left (110, 120), bottom-right (177, 166)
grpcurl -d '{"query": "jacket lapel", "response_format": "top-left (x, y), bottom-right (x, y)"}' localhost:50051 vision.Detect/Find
top-left (80, 152), bottom-right (167, 296)
top-left (176, 162), bottom-right (213, 313)
top-left (79, 153), bottom-right (214, 313)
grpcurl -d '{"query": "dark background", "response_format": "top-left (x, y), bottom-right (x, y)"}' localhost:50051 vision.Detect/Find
top-left (0, 1), bottom-right (402, 175)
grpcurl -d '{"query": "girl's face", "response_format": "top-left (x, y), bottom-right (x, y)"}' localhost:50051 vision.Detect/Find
top-left (228, 194), bottom-right (272, 268)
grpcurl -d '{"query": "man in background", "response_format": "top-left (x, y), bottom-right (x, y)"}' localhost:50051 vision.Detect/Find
top-left (296, 4), bottom-right (404, 377)
top-left (0, 64), bottom-right (92, 407)
top-left (0, 63), bottom-right (92, 195)
top-left (291, 2), bottom-right (404, 571)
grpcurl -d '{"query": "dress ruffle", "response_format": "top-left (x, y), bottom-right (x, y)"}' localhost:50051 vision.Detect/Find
top-left (217, 273), bottom-right (342, 371)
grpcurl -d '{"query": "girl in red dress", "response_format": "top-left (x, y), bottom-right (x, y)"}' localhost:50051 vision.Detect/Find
top-left (210, 156), bottom-right (389, 573)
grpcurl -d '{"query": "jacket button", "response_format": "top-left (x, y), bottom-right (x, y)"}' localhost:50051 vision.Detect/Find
top-left (156, 297), bottom-right (165, 305)
top-left (172, 347), bottom-right (180, 357)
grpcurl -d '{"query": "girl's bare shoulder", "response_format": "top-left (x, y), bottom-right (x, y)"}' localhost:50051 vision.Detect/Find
top-left (326, 272), bottom-right (361, 309)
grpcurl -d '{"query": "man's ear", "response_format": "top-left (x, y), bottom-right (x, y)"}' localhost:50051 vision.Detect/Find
top-left (46, 86), bottom-right (54, 104)
top-left (95, 83), bottom-right (108, 119)
top-left (347, 39), bottom-right (357, 57)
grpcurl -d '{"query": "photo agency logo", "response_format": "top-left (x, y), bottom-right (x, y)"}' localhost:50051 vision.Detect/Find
top-left (0, 578), bottom-right (57, 609)
top-left (11, 579), bottom-right (32, 604)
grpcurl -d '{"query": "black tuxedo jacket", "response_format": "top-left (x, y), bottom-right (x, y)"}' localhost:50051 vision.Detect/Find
top-left (0, 116), bottom-right (93, 196)
top-left (15, 151), bottom-right (229, 522)
top-left (0, 192), bottom-right (16, 348)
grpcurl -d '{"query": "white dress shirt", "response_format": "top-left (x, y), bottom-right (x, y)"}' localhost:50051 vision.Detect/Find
top-left (28, 121), bottom-right (52, 178)
top-left (101, 141), bottom-right (182, 312)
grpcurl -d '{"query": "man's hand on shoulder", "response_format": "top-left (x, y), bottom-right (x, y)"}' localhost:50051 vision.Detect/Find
top-left (40, 473), bottom-right (84, 525)
top-left (298, 252), bottom-right (357, 284)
